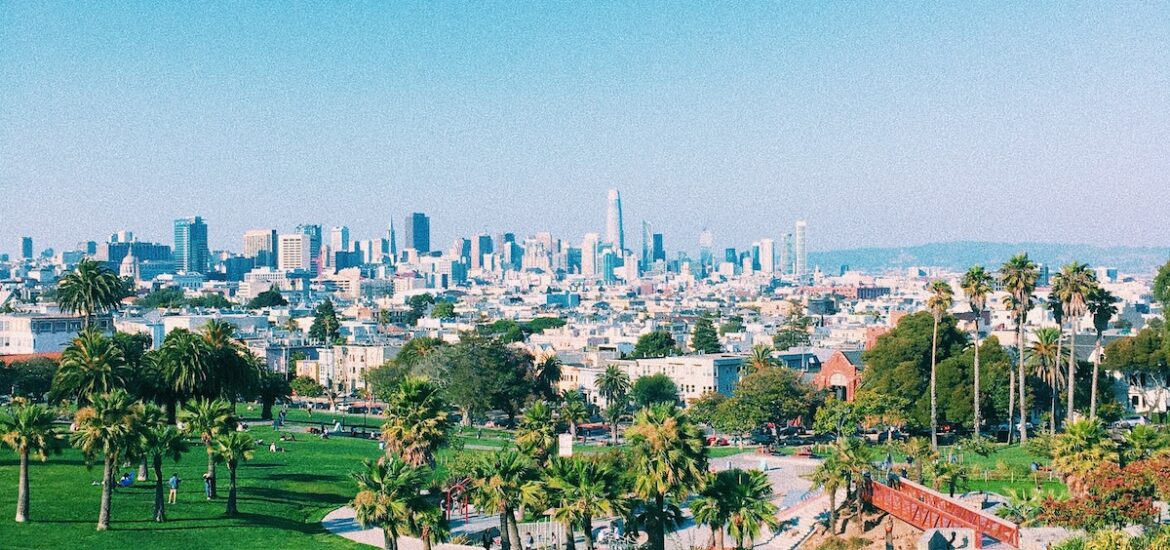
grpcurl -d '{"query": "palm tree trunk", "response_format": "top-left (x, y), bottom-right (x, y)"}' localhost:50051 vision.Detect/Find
top-left (973, 319), bottom-right (982, 438)
top-left (565, 520), bottom-right (576, 550)
top-left (138, 457), bottom-right (149, 481)
top-left (507, 509), bottom-right (522, 550)
top-left (97, 456), bottom-right (114, 530)
top-left (153, 456), bottom-right (166, 522)
top-left (15, 450), bottom-right (29, 522)
top-left (1050, 391), bottom-right (1057, 436)
top-left (384, 525), bottom-right (399, 550)
top-left (1007, 368), bottom-right (1016, 445)
top-left (718, 525), bottom-right (726, 550)
top-left (653, 492), bottom-right (666, 550)
top-left (828, 489), bottom-right (837, 534)
top-left (422, 527), bottom-right (434, 550)
top-left (225, 464), bottom-right (239, 515)
top-left (1055, 321), bottom-right (1064, 430)
top-left (1067, 321), bottom-right (1077, 421)
top-left (500, 512), bottom-right (512, 550)
top-left (1018, 320), bottom-right (1028, 444)
top-left (930, 318), bottom-right (939, 450)
top-left (1091, 333), bottom-right (1102, 418)
top-left (582, 514), bottom-right (594, 550)
top-left (206, 443), bottom-right (218, 498)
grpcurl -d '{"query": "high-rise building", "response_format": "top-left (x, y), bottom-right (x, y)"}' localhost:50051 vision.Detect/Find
top-left (21, 237), bottom-right (33, 260)
top-left (780, 233), bottom-right (793, 275)
top-left (387, 221), bottom-right (398, 262)
top-left (640, 221), bottom-right (652, 273)
top-left (404, 213), bottom-right (431, 253)
top-left (470, 233), bottom-right (493, 270)
top-left (794, 220), bottom-right (808, 279)
top-left (329, 226), bottom-right (350, 254)
top-left (109, 230), bottom-right (134, 243)
top-left (277, 234), bottom-right (312, 272)
top-left (605, 189), bottom-right (625, 254)
top-left (243, 229), bottom-right (278, 268)
top-left (295, 224), bottom-right (322, 276)
top-left (581, 233), bottom-right (600, 277)
top-left (652, 233), bottom-right (665, 263)
top-left (173, 216), bottom-right (210, 273)
top-left (758, 238), bottom-right (776, 274)
top-left (698, 229), bottom-right (714, 274)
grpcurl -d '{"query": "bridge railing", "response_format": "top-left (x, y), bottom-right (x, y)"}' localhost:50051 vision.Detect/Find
top-left (862, 476), bottom-right (1019, 549)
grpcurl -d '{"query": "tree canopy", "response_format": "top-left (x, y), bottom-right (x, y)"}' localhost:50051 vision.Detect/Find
top-left (631, 374), bottom-right (680, 407)
top-left (246, 286), bottom-right (288, 309)
top-left (631, 331), bottom-right (678, 359)
top-left (690, 317), bottom-right (721, 354)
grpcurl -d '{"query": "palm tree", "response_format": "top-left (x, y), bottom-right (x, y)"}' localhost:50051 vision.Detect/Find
top-left (746, 345), bottom-right (775, 371)
top-left (596, 365), bottom-right (630, 444)
top-left (808, 452), bottom-right (846, 534)
top-left (0, 402), bottom-right (63, 522)
top-left (141, 405), bottom-right (188, 522)
top-left (559, 390), bottom-right (590, 438)
top-left (1000, 253), bottom-right (1039, 443)
top-left (410, 504), bottom-right (449, 550)
top-left (542, 457), bottom-right (628, 550)
top-left (1054, 262), bottom-right (1095, 422)
top-left (352, 456), bottom-right (429, 550)
top-left (159, 328), bottom-right (214, 403)
top-left (960, 266), bottom-right (993, 437)
top-left (1029, 327), bottom-right (1064, 435)
top-left (382, 376), bottom-right (450, 467)
top-left (516, 401), bottom-right (557, 464)
top-left (1045, 287), bottom-right (1065, 428)
top-left (724, 469), bottom-right (780, 549)
top-left (1086, 286), bottom-right (1118, 419)
top-left (1122, 424), bottom-right (1169, 464)
top-left (1051, 418), bottom-right (1117, 496)
top-left (533, 355), bottom-right (563, 401)
top-left (625, 403), bottom-right (707, 550)
top-left (926, 280), bottom-right (953, 450)
top-left (181, 398), bottom-right (234, 499)
top-left (71, 390), bottom-right (142, 530)
top-left (213, 431), bottom-right (254, 515)
top-left (471, 450), bottom-right (534, 550)
top-left (56, 258), bottom-right (128, 328)
top-left (201, 320), bottom-right (251, 404)
top-left (53, 330), bottom-right (130, 405)
top-left (256, 370), bottom-right (292, 421)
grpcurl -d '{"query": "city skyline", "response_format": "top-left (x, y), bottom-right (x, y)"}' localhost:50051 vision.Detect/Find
top-left (3, 4), bottom-right (1170, 253)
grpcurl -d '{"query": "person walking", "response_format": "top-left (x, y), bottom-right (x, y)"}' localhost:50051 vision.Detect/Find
top-left (168, 473), bottom-right (181, 504)
top-left (203, 472), bottom-right (212, 500)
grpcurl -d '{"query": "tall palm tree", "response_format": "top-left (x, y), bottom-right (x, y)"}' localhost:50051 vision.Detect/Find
top-left (410, 504), bottom-right (449, 550)
top-left (808, 452), bottom-right (846, 534)
top-left (724, 469), bottom-right (780, 549)
top-left (596, 366), bottom-right (630, 444)
top-left (559, 390), bottom-right (590, 438)
top-left (256, 369), bottom-right (292, 421)
top-left (533, 355), bottom-right (563, 401)
top-left (181, 398), bottom-right (235, 499)
top-left (1086, 286), bottom-right (1118, 419)
top-left (746, 345), bottom-right (775, 371)
top-left (214, 431), bottom-right (254, 515)
top-left (516, 401), bottom-right (557, 464)
top-left (53, 329), bottom-right (130, 406)
top-left (352, 456), bottom-right (429, 550)
top-left (1054, 262), bottom-right (1095, 422)
top-left (56, 258), bottom-right (128, 328)
top-left (1051, 418), bottom-right (1117, 496)
top-left (625, 404), bottom-right (707, 550)
top-left (71, 390), bottom-right (142, 531)
top-left (144, 420), bottom-right (187, 522)
top-left (1045, 286), bottom-right (1065, 428)
top-left (0, 402), bottom-right (63, 522)
top-left (471, 451), bottom-right (534, 550)
top-left (542, 457), bottom-right (628, 550)
top-left (1028, 327), bottom-right (1064, 435)
top-left (1000, 253), bottom-right (1039, 444)
top-left (159, 329), bottom-right (214, 403)
top-left (201, 320), bottom-right (250, 404)
top-left (926, 280), bottom-right (954, 450)
top-left (960, 266), bottom-right (993, 437)
top-left (382, 376), bottom-right (450, 467)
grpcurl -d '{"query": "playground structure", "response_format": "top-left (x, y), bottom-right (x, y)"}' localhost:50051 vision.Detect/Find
top-left (861, 476), bottom-right (1020, 549)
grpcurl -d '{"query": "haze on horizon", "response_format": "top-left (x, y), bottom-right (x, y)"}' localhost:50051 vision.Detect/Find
top-left (2, 3), bottom-right (1168, 256)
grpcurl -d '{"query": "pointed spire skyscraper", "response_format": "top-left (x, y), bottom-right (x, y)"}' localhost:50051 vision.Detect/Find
top-left (605, 189), bottom-right (625, 255)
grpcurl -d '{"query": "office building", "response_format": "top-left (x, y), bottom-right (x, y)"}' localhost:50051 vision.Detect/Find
top-left (640, 221), bottom-right (652, 273)
top-left (242, 229), bottom-right (278, 268)
top-left (698, 229), bottom-right (714, 274)
top-left (387, 221), bottom-right (398, 261)
top-left (781, 233), bottom-right (793, 275)
top-left (403, 212), bottom-right (431, 253)
top-left (652, 233), bottom-right (665, 263)
top-left (580, 233), bottom-right (600, 277)
top-left (759, 238), bottom-right (776, 274)
top-left (173, 216), bottom-right (210, 274)
top-left (470, 233), bottom-right (493, 270)
top-left (329, 226), bottom-right (350, 254)
top-left (605, 189), bottom-right (625, 254)
top-left (295, 224), bottom-right (323, 275)
top-left (794, 220), bottom-right (808, 279)
top-left (21, 237), bottom-right (33, 260)
top-left (278, 234), bottom-right (312, 272)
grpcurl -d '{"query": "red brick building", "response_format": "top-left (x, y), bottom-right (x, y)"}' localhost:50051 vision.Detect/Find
top-left (811, 350), bottom-right (863, 402)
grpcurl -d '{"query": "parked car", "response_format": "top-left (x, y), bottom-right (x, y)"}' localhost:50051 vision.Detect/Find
top-left (1114, 415), bottom-right (1150, 429)
top-left (706, 436), bottom-right (729, 446)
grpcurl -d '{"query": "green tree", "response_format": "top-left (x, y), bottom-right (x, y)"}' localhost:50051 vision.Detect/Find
top-left (4, 358), bottom-right (57, 400)
top-left (201, 320), bottom-right (256, 405)
top-left (1087, 286), bottom-right (1119, 419)
top-left (246, 285), bottom-right (288, 309)
top-left (396, 337), bottom-right (447, 368)
top-left (525, 317), bottom-right (567, 334)
top-left (134, 287), bottom-right (187, 309)
top-left (181, 398), bottom-right (235, 499)
top-left (364, 362), bottom-right (411, 402)
top-left (688, 391), bottom-right (728, 427)
top-left (471, 451), bottom-right (534, 550)
top-left (431, 300), bottom-right (456, 319)
top-left (772, 300), bottom-right (812, 351)
top-left (862, 311), bottom-right (968, 429)
top-left (808, 451), bottom-right (846, 533)
top-left (1055, 262), bottom-right (1096, 423)
top-left (213, 431), bottom-right (254, 516)
top-left (290, 375), bottom-right (325, 398)
top-left (1122, 424), bottom-right (1168, 464)
top-left (71, 390), bottom-right (142, 530)
top-left (559, 390), bottom-right (589, 438)
top-left (542, 457), bottom-right (628, 550)
top-left (516, 400), bottom-right (557, 463)
top-left (718, 316), bottom-right (744, 336)
top-left (632, 374), bottom-right (679, 408)
top-left (532, 355), bottom-right (563, 402)
top-left (1027, 327), bottom-right (1063, 433)
top-left (140, 405), bottom-right (188, 522)
top-left (255, 371), bottom-right (291, 421)
top-left (0, 402), bottom-right (63, 522)
top-left (732, 364), bottom-right (817, 428)
top-left (693, 468), bottom-right (779, 550)
top-left (309, 299), bottom-right (341, 343)
top-left (159, 328), bottom-right (214, 402)
top-left (351, 456), bottom-right (429, 550)
top-left (926, 280), bottom-right (954, 449)
top-left (1153, 260), bottom-right (1170, 309)
top-left (1001, 253), bottom-right (1039, 443)
top-left (405, 294), bottom-right (435, 326)
top-left (746, 345), bottom-right (775, 371)
top-left (691, 317), bottom-right (721, 354)
top-left (960, 265), bottom-right (994, 437)
top-left (1051, 419), bottom-right (1117, 495)
top-left (382, 376), bottom-right (450, 467)
top-left (597, 366), bottom-right (631, 444)
top-left (626, 404), bottom-right (707, 550)
top-left (188, 293), bottom-right (232, 309)
top-left (53, 329), bottom-right (130, 406)
top-left (56, 258), bottom-right (128, 328)
top-left (632, 331), bottom-right (678, 359)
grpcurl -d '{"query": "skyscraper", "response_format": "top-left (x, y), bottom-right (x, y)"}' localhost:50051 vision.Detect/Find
top-left (794, 220), bottom-right (808, 279)
top-left (698, 228), bottom-right (714, 274)
top-left (21, 237), bottom-right (33, 260)
top-left (581, 233), bottom-right (600, 277)
top-left (295, 224), bottom-right (323, 276)
top-left (243, 229), bottom-right (278, 268)
top-left (605, 189), bottom-right (625, 254)
top-left (173, 216), bottom-right (209, 273)
top-left (640, 221), bottom-right (652, 273)
top-left (329, 226), bottom-right (350, 254)
top-left (470, 233), bottom-right (493, 270)
top-left (387, 220), bottom-right (398, 261)
top-left (759, 238), bottom-right (775, 274)
top-left (277, 234), bottom-right (312, 271)
top-left (780, 233), bottom-right (793, 275)
top-left (652, 233), bottom-right (665, 263)
top-left (404, 212), bottom-right (431, 253)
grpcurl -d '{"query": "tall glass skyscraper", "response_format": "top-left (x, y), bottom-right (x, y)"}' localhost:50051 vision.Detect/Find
top-left (404, 212), bottom-right (431, 253)
top-left (173, 216), bottom-right (209, 273)
top-left (295, 224), bottom-right (323, 276)
top-left (794, 220), bottom-right (808, 279)
top-left (605, 189), bottom-right (625, 254)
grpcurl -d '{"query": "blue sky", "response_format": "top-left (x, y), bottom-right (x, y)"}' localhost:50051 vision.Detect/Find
top-left (2, 2), bottom-right (1168, 255)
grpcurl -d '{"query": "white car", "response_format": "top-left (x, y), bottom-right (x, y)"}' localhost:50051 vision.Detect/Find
top-left (1114, 416), bottom-right (1150, 428)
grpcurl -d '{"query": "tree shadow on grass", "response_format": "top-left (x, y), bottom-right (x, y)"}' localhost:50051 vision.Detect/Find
top-left (237, 486), bottom-right (349, 507)
top-left (266, 472), bottom-right (345, 483)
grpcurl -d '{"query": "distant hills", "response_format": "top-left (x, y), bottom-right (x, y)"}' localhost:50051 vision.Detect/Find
top-left (809, 241), bottom-right (1170, 275)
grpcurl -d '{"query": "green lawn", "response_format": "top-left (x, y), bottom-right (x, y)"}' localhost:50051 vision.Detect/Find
top-left (0, 423), bottom-right (383, 549)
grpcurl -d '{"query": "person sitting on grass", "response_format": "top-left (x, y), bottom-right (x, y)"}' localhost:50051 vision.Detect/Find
top-left (118, 473), bottom-right (134, 488)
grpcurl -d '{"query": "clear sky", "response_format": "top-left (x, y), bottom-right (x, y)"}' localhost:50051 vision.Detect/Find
top-left (2, 2), bottom-right (1168, 256)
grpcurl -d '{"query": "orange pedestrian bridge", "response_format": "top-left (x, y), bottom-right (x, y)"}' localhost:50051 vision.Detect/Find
top-left (861, 475), bottom-right (1020, 549)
